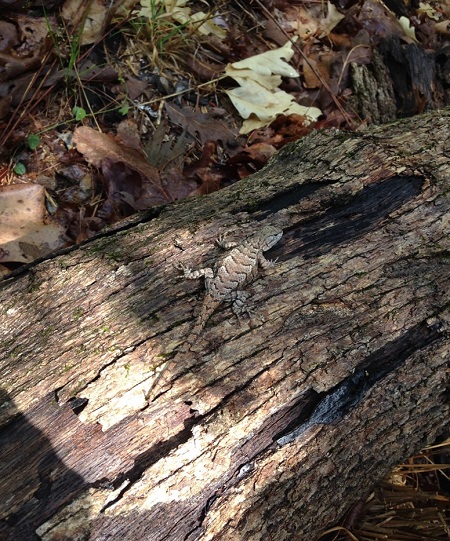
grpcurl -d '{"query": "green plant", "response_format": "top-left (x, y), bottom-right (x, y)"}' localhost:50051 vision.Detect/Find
top-left (72, 106), bottom-right (87, 121)
top-left (13, 162), bottom-right (26, 175)
top-left (43, 2), bottom-right (105, 129)
top-left (130, 0), bottom-right (192, 68)
top-left (27, 134), bottom-right (40, 150)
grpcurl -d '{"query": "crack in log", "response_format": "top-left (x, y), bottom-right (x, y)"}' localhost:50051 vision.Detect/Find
top-left (54, 340), bottom-right (150, 406)
top-left (275, 316), bottom-right (444, 445)
top-left (288, 175), bottom-right (424, 259)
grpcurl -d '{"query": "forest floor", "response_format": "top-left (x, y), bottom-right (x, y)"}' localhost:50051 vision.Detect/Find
top-left (0, 1), bottom-right (449, 539)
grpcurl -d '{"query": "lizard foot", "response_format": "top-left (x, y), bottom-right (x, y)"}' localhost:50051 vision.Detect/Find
top-left (216, 234), bottom-right (237, 250)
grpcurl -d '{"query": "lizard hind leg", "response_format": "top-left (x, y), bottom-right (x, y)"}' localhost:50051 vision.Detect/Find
top-left (258, 252), bottom-right (278, 269)
top-left (230, 290), bottom-right (253, 321)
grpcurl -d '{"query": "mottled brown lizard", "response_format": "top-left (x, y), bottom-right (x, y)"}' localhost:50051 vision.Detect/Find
top-left (145, 225), bottom-right (283, 400)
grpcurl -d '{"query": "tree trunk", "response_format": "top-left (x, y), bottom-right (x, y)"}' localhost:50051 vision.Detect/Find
top-left (0, 109), bottom-right (449, 541)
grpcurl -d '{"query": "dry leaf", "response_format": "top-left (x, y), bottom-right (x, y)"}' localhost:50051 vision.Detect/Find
top-left (225, 68), bottom-right (283, 92)
top-left (224, 40), bottom-right (322, 133)
top-left (61, 0), bottom-right (107, 45)
top-left (399, 16), bottom-right (418, 42)
top-left (317, 2), bottom-right (345, 38)
top-left (116, 119), bottom-right (143, 152)
top-left (417, 2), bottom-right (440, 20)
top-left (0, 184), bottom-right (67, 263)
top-left (228, 40), bottom-right (299, 77)
top-left (226, 79), bottom-right (321, 133)
top-left (73, 126), bottom-right (171, 206)
top-left (435, 20), bottom-right (450, 37)
top-left (188, 11), bottom-right (227, 38)
top-left (17, 15), bottom-right (50, 52)
top-left (139, 0), bottom-right (226, 38)
top-left (287, 6), bottom-right (318, 41)
top-left (165, 104), bottom-right (237, 145)
top-left (302, 57), bottom-right (330, 89)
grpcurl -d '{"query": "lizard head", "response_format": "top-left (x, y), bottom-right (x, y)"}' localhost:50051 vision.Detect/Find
top-left (260, 226), bottom-right (283, 250)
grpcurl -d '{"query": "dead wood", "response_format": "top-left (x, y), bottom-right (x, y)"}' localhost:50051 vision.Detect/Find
top-left (0, 108), bottom-right (449, 541)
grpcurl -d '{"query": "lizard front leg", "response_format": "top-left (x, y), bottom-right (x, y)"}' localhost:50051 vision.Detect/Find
top-left (176, 263), bottom-right (214, 280)
top-left (216, 234), bottom-right (238, 250)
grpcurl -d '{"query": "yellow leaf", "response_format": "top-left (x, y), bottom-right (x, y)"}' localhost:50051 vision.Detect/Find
top-left (417, 2), bottom-right (439, 20)
top-left (227, 40), bottom-right (299, 77)
top-left (224, 40), bottom-right (322, 133)
top-left (225, 67), bottom-right (282, 91)
top-left (399, 16), bottom-right (417, 41)
top-left (190, 12), bottom-right (227, 38)
top-left (226, 79), bottom-right (321, 134)
top-left (318, 1), bottom-right (345, 37)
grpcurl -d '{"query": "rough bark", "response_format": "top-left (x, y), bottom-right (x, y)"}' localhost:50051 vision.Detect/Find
top-left (0, 109), bottom-right (449, 541)
top-left (350, 35), bottom-right (443, 123)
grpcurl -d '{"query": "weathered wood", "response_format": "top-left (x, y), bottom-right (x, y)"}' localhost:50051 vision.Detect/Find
top-left (0, 109), bottom-right (449, 540)
top-left (350, 34), bottom-right (442, 123)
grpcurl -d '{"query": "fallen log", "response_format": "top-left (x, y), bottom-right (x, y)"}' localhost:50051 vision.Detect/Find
top-left (0, 108), bottom-right (449, 540)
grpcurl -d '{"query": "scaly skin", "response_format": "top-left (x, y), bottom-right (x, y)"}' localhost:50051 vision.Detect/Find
top-left (145, 225), bottom-right (283, 401)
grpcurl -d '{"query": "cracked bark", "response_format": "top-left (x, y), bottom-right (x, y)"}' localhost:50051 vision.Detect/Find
top-left (0, 109), bottom-right (449, 541)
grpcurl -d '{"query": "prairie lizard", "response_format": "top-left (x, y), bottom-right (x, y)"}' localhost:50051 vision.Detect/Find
top-left (145, 225), bottom-right (283, 400)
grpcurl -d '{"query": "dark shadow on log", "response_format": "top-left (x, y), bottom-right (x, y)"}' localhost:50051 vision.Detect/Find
top-left (0, 389), bottom-right (88, 540)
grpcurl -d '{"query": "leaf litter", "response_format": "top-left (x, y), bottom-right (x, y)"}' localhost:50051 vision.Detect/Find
top-left (0, 0), bottom-right (449, 269)
top-left (0, 0), bottom-right (450, 270)
top-left (0, 183), bottom-right (67, 264)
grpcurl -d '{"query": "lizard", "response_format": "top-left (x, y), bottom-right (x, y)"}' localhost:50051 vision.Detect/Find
top-left (145, 225), bottom-right (283, 401)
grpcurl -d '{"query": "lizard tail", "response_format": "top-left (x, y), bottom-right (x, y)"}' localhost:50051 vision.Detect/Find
top-left (177, 321), bottom-right (204, 354)
top-left (178, 297), bottom-right (221, 354)
top-left (145, 301), bottom-right (219, 401)
top-left (145, 322), bottom-right (203, 401)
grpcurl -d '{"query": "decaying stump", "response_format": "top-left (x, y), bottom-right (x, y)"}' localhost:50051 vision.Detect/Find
top-left (0, 109), bottom-right (449, 540)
